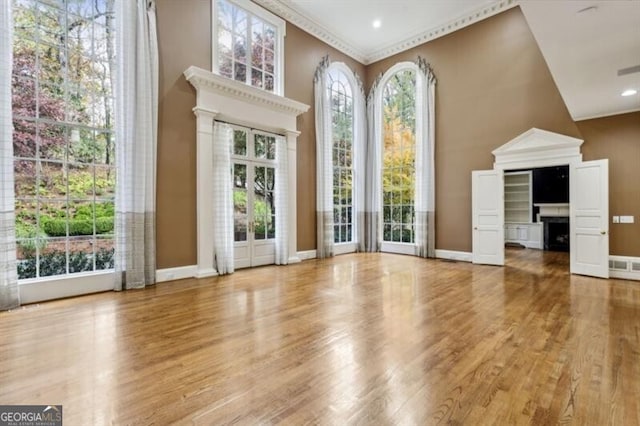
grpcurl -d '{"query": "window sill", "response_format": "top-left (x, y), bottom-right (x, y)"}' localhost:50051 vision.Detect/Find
top-left (19, 270), bottom-right (115, 304)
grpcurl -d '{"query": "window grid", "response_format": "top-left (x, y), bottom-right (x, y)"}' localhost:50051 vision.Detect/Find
top-left (382, 70), bottom-right (416, 244)
top-left (216, 0), bottom-right (276, 92)
top-left (329, 70), bottom-right (354, 244)
top-left (12, 0), bottom-right (116, 279)
top-left (230, 126), bottom-right (278, 244)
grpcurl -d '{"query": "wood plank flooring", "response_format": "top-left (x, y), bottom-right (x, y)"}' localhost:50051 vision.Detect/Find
top-left (1, 248), bottom-right (639, 425)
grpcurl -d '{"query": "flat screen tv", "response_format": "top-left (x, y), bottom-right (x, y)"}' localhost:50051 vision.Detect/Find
top-left (532, 166), bottom-right (569, 204)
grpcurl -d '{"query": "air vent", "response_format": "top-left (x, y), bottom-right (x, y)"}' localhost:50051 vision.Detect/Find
top-left (611, 260), bottom-right (628, 271)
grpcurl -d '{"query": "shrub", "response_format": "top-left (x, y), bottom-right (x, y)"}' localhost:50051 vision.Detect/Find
top-left (15, 220), bottom-right (47, 256)
top-left (16, 247), bottom-right (115, 279)
top-left (96, 247), bottom-right (115, 270)
top-left (42, 217), bottom-right (114, 236)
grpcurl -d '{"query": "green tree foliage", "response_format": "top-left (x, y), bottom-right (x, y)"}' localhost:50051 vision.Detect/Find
top-left (382, 70), bottom-right (416, 242)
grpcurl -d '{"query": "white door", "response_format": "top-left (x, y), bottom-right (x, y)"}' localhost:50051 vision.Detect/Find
top-left (472, 170), bottom-right (505, 265)
top-left (570, 159), bottom-right (609, 278)
top-left (232, 128), bottom-right (277, 269)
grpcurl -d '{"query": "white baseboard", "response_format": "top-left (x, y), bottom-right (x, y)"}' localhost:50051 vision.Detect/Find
top-left (435, 249), bottom-right (473, 263)
top-left (156, 265), bottom-right (198, 283)
top-left (297, 250), bottom-right (317, 260)
top-left (609, 256), bottom-right (640, 281)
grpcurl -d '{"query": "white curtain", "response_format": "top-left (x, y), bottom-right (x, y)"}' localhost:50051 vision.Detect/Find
top-left (363, 75), bottom-right (383, 252)
top-left (114, 0), bottom-right (159, 290)
top-left (0, 0), bottom-right (19, 310)
top-left (212, 122), bottom-right (234, 274)
top-left (275, 135), bottom-right (288, 265)
top-left (353, 73), bottom-right (367, 253)
top-left (313, 56), bottom-right (334, 258)
top-left (415, 58), bottom-right (436, 258)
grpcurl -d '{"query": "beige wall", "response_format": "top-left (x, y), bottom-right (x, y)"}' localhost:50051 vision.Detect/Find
top-left (577, 112), bottom-right (640, 257)
top-left (156, 3), bottom-right (638, 268)
top-left (155, 0), bottom-right (365, 267)
top-left (366, 7), bottom-right (582, 253)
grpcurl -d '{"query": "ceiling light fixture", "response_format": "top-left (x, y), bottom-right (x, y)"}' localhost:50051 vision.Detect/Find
top-left (621, 89), bottom-right (637, 97)
top-left (372, 19), bottom-right (381, 29)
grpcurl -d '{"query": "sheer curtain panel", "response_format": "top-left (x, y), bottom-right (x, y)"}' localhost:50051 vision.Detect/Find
top-left (212, 122), bottom-right (234, 274)
top-left (275, 135), bottom-right (288, 265)
top-left (353, 73), bottom-right (367, 253)
top-left (415, 58), bottom-right (436, 258)
top-left (364, 75), bottom-right (383, 252)
top-left (114, 0), bottom-right (159, 290)
top-left (0, 0), bottom-right (19, 310)
top-left (313, 56), bottom-right (334, 258)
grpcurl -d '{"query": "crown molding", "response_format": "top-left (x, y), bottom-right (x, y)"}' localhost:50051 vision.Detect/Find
top-left (366, 0), bottom-right (519, 64)
top-left (252, 0), bottom-right (369, 63)
top-left (254, 0), bottom-right (519, 65)
top-left (184, 66), bottom-right (309, 116)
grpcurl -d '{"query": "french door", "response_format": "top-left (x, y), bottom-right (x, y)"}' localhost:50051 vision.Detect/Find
top-left (231, 127), bottom-right (277, 269)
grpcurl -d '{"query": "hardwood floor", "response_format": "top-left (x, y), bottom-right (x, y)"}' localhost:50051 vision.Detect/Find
top-left (1, 248), bottom-right (639, 425)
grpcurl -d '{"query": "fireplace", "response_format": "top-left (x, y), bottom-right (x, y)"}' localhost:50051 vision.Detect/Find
top-left (541, 216), bottom-right (569, 251)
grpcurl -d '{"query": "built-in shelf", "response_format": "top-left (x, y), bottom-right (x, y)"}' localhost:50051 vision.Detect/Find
top-left (505, 171), bottom-right (532, 223)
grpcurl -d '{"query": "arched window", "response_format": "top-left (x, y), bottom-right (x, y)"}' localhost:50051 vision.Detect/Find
top-left (367, 59), bottom-right (435, 257)
top-left (328, 68), bottom-right (354, 244)
top-left (381, 68), bottom-right (416, 245)
top-left (314, 60), bottom-right (365, 257)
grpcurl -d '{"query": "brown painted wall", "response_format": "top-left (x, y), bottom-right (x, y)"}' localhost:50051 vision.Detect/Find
top-left (366, 7), bottom-right (583, 253)
top-left (577, 112), bottom-right (640, 257)
top-left (283, 25), bottom-right (366, 251)
top-left (156, 2), bottom-right (638, 268)
top-left (155, 0), bottom-right (365, 267)
top-left (156, 0), bottom-right (210, 268)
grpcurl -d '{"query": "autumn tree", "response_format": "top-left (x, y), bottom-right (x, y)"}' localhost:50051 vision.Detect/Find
top-left (382, 69), bottom-right (416, 242)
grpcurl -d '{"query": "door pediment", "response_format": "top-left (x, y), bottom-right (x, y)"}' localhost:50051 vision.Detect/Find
top-left (492, 128), bottom-right (583, 169)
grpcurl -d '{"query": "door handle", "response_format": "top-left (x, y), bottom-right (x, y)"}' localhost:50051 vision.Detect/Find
top-left (474, 227), bottom-right (478, 230)
top-left (601, 230), bottom-right (606, 235)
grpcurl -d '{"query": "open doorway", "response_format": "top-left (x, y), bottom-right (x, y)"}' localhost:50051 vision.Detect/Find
top-left (504, 165), bottom-right (570, 269)
top-left (471, 128), bottom-right (610, 279)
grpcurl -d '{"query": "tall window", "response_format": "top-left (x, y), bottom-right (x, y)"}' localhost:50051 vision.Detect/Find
top-left (328, 68), bottom-right (354, 244)
top-left (12, 0), bottom-right (116, 279)
top-left (382, 69), bottom-right (416, 244)
top-left (213, 0), bottom-right (285, 94)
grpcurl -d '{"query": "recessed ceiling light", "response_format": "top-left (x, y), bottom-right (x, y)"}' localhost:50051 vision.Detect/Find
top-left (372, 19), bottom-right (381, 29)
top-left (621, 89), bottom-right (638, 97)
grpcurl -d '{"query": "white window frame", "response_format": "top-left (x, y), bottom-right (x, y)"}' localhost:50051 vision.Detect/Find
top-left (327, 63), bottom-right (357, 254)
top-left (375, 61), bottom-right (419, 255)
top-left (212, 0), bottom-right (286, 95)
top-left (12, 0), bottom-right (116, 302)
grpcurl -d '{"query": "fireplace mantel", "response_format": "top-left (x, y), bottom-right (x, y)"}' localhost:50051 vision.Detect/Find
top-left (184, 66), bottom-right (310, 277)
top-left (535, 203), bottom-right (569, 218)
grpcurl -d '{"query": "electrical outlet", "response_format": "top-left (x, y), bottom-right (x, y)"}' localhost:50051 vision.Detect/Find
top-left (620, 216), bottom-right (635, 224)
top-left (613, 216), bottom-right (620, 223)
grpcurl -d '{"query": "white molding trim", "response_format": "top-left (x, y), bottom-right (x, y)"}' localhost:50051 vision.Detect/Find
top-left (156, 265), bottom-right (198, 283)
top-left (254, 0), bottom-right (518, 65)
top-left (184, 67), bottom-right (308, 119)
top-left (297, 250), bottom-right (317, 260)
top-left (609, 255), bottom-right (640, 281)
top-left (574, 107), bottom-right (640, 122)
top-left (492, 128), bottom-right (584, 170)
top-left (19, 271), bottom-right (114, 304)
top-left (185, 66), bottom-right (309, 277)
top-left (435, 250), bottom-right (473, 263)
top-left (252, 0), bottom-right (368, 63)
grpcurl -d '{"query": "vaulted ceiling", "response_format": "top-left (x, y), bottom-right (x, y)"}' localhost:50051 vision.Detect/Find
top-left (254, 0), bottom-right (640, 121)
